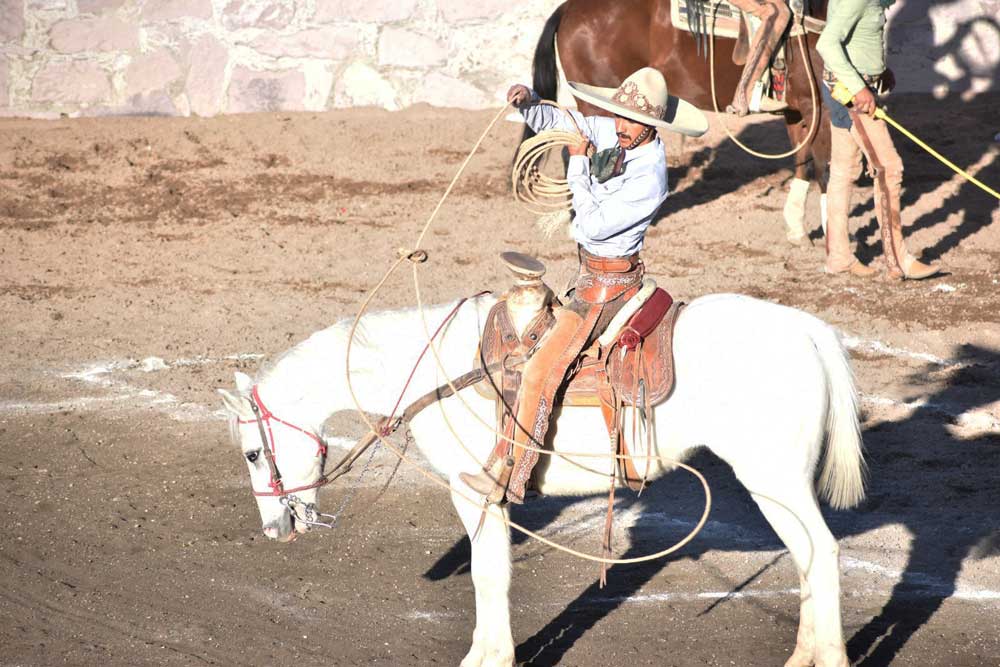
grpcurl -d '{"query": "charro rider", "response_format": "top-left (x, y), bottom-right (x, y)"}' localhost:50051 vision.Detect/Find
top-left (816, 0), bottom-right (940, 279)
top-left (460, 68), bottom-right (707, 503)
top-left (727, 0), bottom-right (792, 115)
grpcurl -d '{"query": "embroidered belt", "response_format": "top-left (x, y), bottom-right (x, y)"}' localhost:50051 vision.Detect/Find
top-left (822, 68), bottom-right (886, 94)
top-left (575, 246), bottom-right (644, 304)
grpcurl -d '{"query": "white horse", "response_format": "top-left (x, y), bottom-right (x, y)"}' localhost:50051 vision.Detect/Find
top-left (219, 292), bottom-right (865, 667)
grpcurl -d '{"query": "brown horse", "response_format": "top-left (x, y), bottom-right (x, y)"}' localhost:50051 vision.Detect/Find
top-left (526, 0), bottom-right (832, 242)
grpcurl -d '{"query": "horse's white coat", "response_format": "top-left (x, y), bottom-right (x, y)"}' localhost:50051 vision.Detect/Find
top-left (223, 292), bottom-right (866, 667)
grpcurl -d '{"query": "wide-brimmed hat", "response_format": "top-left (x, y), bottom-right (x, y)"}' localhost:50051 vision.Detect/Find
top-left (568, 67), bottom-right (708, 137)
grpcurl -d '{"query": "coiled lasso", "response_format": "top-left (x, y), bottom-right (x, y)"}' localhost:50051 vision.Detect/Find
top-left (511, 100), bottom-right (585, 235)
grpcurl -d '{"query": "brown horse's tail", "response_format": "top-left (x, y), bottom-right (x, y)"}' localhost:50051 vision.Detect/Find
top-left (517, 3), bottom-right (563, 151)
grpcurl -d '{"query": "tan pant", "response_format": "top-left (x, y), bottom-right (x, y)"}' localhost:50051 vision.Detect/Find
top-left (500, 278), bottom-right (638, 503)
top-left (825, 113), bottom-right (911, 273)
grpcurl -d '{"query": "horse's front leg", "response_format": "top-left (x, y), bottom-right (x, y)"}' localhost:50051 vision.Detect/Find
top-left (450, 478), bottom-right (515, 667)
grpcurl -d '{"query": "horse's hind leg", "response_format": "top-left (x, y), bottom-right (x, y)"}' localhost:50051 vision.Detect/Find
top-left (783, 111), bottom-right (813, 245)
top-left (750, 484), bottom-right (849, 667)
top-left (450, 482), bottom-right (515, 667)
top-left (812, 118), bottom-right (832, 234)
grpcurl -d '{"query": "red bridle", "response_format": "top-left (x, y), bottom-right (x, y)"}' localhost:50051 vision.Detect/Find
top-left (237, 291), bottom-right (491, 501)
top-left (238, 385), bottom-right (328, 497)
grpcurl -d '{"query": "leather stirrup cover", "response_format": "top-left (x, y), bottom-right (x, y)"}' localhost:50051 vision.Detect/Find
top-left (733, 11), bottom-right (750, 65)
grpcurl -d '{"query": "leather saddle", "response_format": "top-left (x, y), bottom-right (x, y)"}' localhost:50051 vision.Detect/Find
top-left (562, 298), bottom-right (682, 409)
top-left (475, 277), bottom-right (684, 492)
top-left (476, 291), bottom-right (683, 410)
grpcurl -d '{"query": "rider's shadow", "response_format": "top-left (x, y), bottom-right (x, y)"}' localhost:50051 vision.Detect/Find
top-left (423, 344), bottom-right (1000, 666)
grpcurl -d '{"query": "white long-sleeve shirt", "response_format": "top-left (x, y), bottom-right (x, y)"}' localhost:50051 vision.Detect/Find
top-left (520, 93), bottom-right (669, 257)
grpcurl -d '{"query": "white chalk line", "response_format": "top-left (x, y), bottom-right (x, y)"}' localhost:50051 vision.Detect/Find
top-left (1, 354), bottom-right (262, 422)
top-left (842, 556), bottom-right (1000, 601)
top-left (2, 336), bottom-right (997, 435)
top-left (860, 394), bottom-right (1000, 433)
top-left (512, 505), bottom-right (1000, 605)
top-left (842, 333), bottom-right (999, 433)
top-left (403, 577), bottom-right (999, 620)
top-left (841, 334), bottom-right (950, 366)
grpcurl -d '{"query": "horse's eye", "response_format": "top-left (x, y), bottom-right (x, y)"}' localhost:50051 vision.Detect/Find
top-left (245, 450), bottom-right (260, 463)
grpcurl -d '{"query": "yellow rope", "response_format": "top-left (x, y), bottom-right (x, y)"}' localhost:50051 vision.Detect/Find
top-left (709, 9), bottom-right (820, 160)
top-left (342, 103), bottom-right (713, 565)
top-left (827, 81), bottom-right (1000, 201)
top-left (877, 110), bottom-right (1000, 200)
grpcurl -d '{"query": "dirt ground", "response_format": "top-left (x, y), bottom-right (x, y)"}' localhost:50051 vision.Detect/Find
top-left (1, 93), bottom-right (998, 667)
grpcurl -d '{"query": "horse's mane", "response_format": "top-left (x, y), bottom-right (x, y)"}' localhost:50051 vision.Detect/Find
top-left (253, 295), bottom-right (496, 413)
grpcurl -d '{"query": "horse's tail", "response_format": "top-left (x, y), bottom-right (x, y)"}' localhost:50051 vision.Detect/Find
top-left (517, 3), bottom-right (563, 150)
top-left (808, 319), bottom-right (867, 509)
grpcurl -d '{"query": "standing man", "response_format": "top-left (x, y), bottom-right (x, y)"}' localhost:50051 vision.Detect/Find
top-left (817, 0), bottom-right (940, 279)
top-left (460, 68), bottom-right (707, 503)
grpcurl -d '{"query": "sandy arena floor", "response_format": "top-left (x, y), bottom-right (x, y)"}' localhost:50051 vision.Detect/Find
top-left (1, 94), bottom-right (998, 666)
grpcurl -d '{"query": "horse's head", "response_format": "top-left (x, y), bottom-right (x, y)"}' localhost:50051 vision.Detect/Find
top-left (218, 371), bottom-right (327, 542)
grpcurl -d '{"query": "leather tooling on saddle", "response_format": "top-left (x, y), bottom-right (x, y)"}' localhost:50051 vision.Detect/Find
top-left (474, 254), bottom-right (685, 497)
top-left (562, 289), bottom-right (682, 409)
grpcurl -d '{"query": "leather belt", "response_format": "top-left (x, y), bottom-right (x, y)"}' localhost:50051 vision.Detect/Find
top-left (575, 247), bottom-right (644, 305)
top-left (579, 246), bottom-right (640, 273)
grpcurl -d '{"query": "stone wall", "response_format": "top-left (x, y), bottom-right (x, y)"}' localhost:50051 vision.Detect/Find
top-left (0, 0), bottom-right (563, 117)
top-left (0, 0), bottom-right (997, 118)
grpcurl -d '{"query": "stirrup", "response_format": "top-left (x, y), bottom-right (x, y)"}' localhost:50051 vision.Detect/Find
top-left (757, 95), bottom-right (788, 112)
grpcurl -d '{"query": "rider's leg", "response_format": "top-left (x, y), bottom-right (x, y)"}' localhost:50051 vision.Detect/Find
top-left (727, 0), bottom-right (792, 116)
top-left (460, 306), bottom-right (598, 503)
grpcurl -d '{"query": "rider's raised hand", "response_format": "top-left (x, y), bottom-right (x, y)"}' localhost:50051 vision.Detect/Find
top-left (507, 84), bottom-right (531, 107)
top-left (566, 136), bottom-right (591, 157)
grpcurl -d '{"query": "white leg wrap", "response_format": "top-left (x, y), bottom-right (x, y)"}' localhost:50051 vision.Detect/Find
top-left (783, 177), bottom-right (810, 244)
top-left (820, 192), bottom-right (829, 236)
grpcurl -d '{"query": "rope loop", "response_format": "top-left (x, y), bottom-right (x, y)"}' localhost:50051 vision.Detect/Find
top-left (341, 102), bottom-right (713, 567)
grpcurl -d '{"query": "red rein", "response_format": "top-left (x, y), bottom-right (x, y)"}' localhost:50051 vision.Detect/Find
top-left (237, 291), bottom-right (491, 499)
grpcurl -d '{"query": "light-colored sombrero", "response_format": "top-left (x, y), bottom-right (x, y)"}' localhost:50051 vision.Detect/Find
top-left (568, 67), bottom-right (708, 137)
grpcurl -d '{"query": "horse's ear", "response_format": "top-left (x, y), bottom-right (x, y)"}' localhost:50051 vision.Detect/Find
top-left (234, 372), bottom-right (253, 395)
top-left (218, 388), bottom-right (253, 419)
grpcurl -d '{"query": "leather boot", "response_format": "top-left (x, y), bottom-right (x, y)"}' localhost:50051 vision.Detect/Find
top-left (824, 260), bottom-right (877, 278)
top-left (899, 255), bottom-right (942, 280)
top-left (847, 260), bottom-right (877, 277)
top-left (459, 455), bottom-right (514, 504)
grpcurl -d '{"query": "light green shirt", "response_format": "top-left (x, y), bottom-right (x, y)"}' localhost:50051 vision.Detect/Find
top-left (817, 0), bottom-right (887, 96)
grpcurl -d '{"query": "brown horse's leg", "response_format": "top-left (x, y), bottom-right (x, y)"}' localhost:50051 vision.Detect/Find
top-left (782, 29), bottom-right (828, 238)
top-left (782, 110), bottom-right (813, 244)
top-left (727, 0), bottom-right (791, 115)
top-left (811, 115), bottom-right (831, 235)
